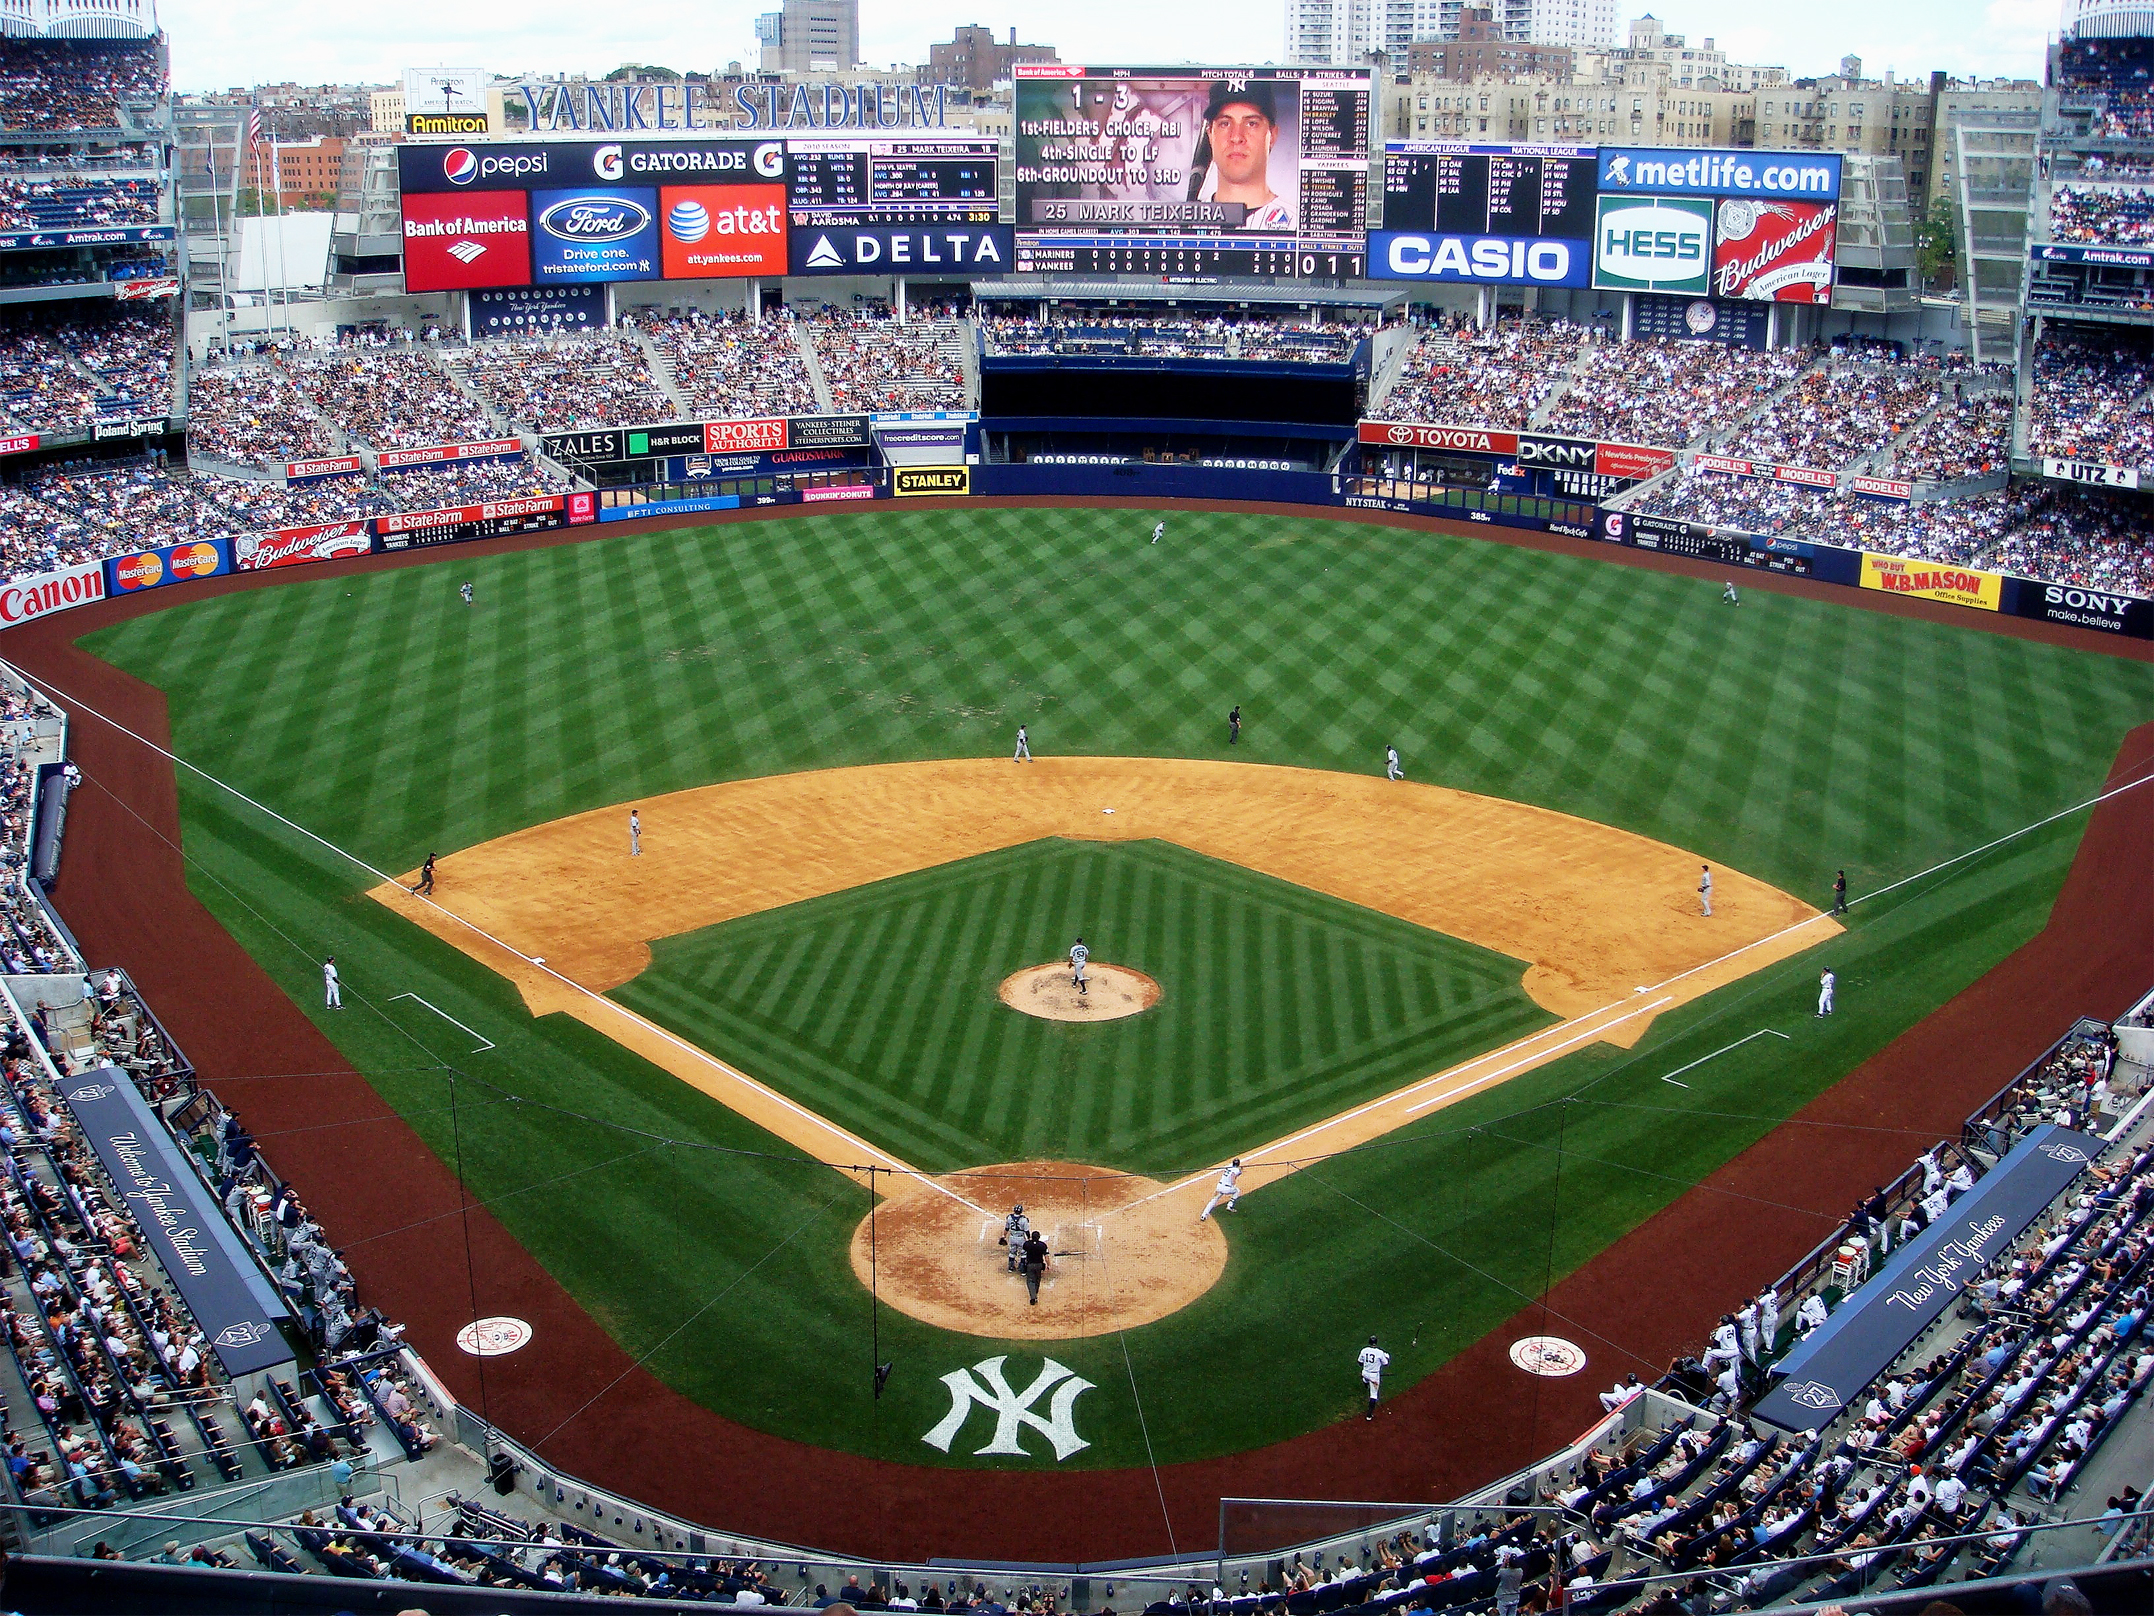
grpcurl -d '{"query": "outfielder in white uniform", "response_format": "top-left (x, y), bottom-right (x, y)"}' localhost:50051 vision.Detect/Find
top-left (1069, 937), bottom-right (1089, 997)
top-left (1003, 1204), bottom-right (1030, 1272)
top-left (1014, 725), bottom-right (1031, 761)
top-left (323, 957), bottom-right (341, 1009)
top-left (1358, 1336), bottom-right (1390, 1419)
top-left (1200, 1159), bottom-right (1243, 1220)
top-left (1385, 746), bottom-right (1402, 781)
top-left (1817, 968), bottom-right (1835, 1017)
top-left (1699, 864), bottom-right (1713, 917)
top-left (629, 809), bottom-right (642, 856)
top-left (1151, 522), bottom-right (1165, 544)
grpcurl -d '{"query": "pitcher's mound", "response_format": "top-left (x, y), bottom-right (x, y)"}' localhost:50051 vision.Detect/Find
top-left (850, 1162), bottom-right (1226, 1339)
top-left (998, 962), bottom-right (1161, 1022)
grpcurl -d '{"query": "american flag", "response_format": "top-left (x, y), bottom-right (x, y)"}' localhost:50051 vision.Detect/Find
top-left (245, 106), bottom-right (262, 146)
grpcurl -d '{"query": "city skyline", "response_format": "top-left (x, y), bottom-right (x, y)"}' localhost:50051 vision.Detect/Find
top-left (156, 0), bottom-right (2059, 94)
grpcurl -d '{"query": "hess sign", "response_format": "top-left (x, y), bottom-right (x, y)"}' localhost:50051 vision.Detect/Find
top-left (1591, 196), bottom-right (1712, 294)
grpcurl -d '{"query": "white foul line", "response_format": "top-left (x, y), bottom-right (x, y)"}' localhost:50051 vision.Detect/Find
top-left (1400, 998), bottom-right (1674, 1115)
top-left (1658, 1027), bottom-right (1790, 1088)
top-left (388, 991), bottom-right (495, 1053)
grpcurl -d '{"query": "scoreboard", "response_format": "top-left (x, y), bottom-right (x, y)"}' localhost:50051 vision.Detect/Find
top-left (1382, 143), bottom-right (1595, 239)
top-left (785, 136), bottom-right (1000, 227)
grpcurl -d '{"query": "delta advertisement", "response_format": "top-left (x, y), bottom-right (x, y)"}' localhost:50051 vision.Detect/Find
top-left (1859, 553), bottom-right (2003, 611)
top-left (106, 539), bottom-right (231, 595)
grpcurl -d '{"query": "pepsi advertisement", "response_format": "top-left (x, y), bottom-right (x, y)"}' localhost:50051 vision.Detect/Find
top-left (531, 188), bottom-right (661, 282)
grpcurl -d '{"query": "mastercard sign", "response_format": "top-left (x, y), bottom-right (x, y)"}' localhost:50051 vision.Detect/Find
top-left (107, 538), bottom-right (231, 594)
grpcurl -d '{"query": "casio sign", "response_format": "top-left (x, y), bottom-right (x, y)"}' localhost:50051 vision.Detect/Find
top-left (1375, 232), bottom-right (1584, 285)
top-left (1600, 205), bottom-right (1705, 272)
top-left (539, 197), bottom-right (651, 242)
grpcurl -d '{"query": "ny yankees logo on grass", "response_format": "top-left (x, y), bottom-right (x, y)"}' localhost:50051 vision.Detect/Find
top-left (922, 1356), bottom-right (1095, 1460)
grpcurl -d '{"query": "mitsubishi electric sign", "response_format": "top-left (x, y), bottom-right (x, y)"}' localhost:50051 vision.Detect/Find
top-left (1598, 147), bottom-right (1841, 200)
top-left (1591, 195), bottom-right (1712, 294)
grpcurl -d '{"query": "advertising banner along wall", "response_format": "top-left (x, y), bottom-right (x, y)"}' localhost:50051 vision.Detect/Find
top-left (107, 539), bottom-right (231, 595)
top-left (1859, 552), bottom-right (2003, 612)
top-left (234, 521), bottom-right (375, 572)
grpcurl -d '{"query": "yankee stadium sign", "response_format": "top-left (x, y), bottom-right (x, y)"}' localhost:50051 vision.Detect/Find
top-left (507, 80), bottom-right (958, 132)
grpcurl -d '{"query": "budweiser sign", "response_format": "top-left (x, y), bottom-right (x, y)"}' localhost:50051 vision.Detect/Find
top-left (235, 521), bottom-right (373, 571)
top-left (1356, 421), bottom-right (1521, 455)
top-left (1711, 199), bottom-right (1836, 303)
top-left (705, 418), bottom-right (788, 454)
top-left (0, 561), bottom-right (104, 625)
top-left (378, 437), bottom-right (523, 470)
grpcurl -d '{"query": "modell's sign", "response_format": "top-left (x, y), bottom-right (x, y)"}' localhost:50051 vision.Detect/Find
top-left (0, 561), bottom-right (105, 626)
top-left (1711, 199), bottom-right (1836, 303)
top-left (1852, 475), bottom-right (1913, 502)
top-left (705, 418), bottom-right (788, 453)
top-left (1695, 452), bottom-right (1835, 487)
top-left (378, 438), bottom-right (523, 470)
top-left (1356, 421), bottom-right (1521, 454)
top-left (0, 433), bottom-right (38, 457)
top-left (235, 521), bottom-right (374, 572)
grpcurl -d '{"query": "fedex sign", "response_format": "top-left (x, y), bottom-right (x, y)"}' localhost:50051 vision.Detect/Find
top-left (1369, 232), bottom-right (1589, 286)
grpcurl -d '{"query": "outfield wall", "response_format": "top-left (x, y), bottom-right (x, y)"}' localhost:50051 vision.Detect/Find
top-left (0, 461), bottom-right (2143, 643)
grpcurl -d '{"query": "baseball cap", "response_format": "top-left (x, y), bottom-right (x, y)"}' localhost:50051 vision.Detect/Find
top-left (1204, 80), bottom-right (1278, 125)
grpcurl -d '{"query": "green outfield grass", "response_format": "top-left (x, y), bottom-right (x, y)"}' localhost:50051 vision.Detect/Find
top-left (616, 836), bottom-right (1557, 1175)
top-left (75, 504), bottom-right (2154, 1468)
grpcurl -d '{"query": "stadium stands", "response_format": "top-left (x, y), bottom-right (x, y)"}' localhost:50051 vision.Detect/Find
top-left (979, 309), bottom-right (1371, 366)
top-left (0, 174), bottom-right (157, 233)
top-left (0, 306), bottom-right (171, 437)
top-left (642, 311), bottom-right (820, 419)
top-left (462, 333), bottom-right (678, 433)
top-left (1886, 390), bottom-right (2014, 483)
top-left (2028, 332), bottom-right (2154, 475)
top-left (0, 40), bottom-right (164, 133)
top-left (1715, 360), bottom-right (1940, 470)
top-left (1542, 339), bottom-right (1806, 450)
top-left (2050, 182), bottom-right (2154, 245)
top-left (183, 363), bottom-right (338, 467)
top-left (1631, 467), bottom-right (1831, 534)
top-left (808, 309), bottom-right (967, 413)
top-left (1378, 318), bottom-right (1586, 431)
top-left (282, 348), bottom-right (495, 452)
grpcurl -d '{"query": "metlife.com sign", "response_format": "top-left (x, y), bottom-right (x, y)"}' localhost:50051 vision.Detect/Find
top-left (1369, 231), bottom-right (1590, 285)
top-left (1597, 147), bottom-right (1841, 200)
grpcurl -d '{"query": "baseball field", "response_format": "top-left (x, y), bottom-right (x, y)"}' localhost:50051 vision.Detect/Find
top-left (37, 500), bottom-right (2154, 1549)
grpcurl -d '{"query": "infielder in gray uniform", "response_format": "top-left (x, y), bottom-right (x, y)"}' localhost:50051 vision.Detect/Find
top-left (1699, 864), bottom-right (1713, 917)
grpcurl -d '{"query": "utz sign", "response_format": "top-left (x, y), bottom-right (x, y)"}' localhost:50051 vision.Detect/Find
top-left (1592, 196), bottom-right (1713, 294)
top-left (1712, 199), bottom-right (1836, 302)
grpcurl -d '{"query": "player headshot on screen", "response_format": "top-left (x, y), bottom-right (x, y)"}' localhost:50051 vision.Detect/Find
top-left (1195, 80), bottom-right (1295, 230)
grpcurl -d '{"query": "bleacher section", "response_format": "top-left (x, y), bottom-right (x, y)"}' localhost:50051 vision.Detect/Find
top-left (2029, 330), bottom-right (2154, 476)
top-left (0, 40), bottom-right (163, 134)
top-left (808, 310), bottom-right (967, 413)
top-left (642, 311), bottom-right (820, 420)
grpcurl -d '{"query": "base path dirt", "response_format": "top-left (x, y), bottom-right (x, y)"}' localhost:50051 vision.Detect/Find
top-left (850, 1162), bottom-right (1227, 1340)
top-left (999, 962), bottom-right (1161, 1023)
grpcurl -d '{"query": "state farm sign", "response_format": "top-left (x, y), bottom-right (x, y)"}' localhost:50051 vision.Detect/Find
top-left (705, 418), bottom-right (788, 453)
top-left (0, 561), bottom-right (105, 626)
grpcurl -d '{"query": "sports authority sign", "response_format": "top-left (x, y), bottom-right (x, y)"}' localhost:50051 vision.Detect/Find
top-left (235, 521), bottom-right (374, 572)
top-left (0, 561), bottom-right (105, 626)
top-left (1711, 198), bottom-right (1836, 303)
top-left (1859, 553), bottom-right (2002, 612)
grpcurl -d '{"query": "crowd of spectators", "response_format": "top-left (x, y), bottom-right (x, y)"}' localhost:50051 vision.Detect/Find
top-left (1717, 360), bottom-right (1941, 470)
top-left (1379, 318), bottom-right (1587, 430)
top-left (0, 454), bottom-right (570, 583)
top-left (643, 311), bottom-right (819, 419)
top-left (464, 333), bottom-right (677, 433)
top-left (0, 174), bottom-right (157, 233)
top-left (2028, 332), bottom-right (2154, 475)
top-left (1544, 339), bottom-right (1807, 449)
top-left (184, 363), bottom-right (338, 466)
top-left (1888, 389), bottom-right (2015, 483)
top-left (807, 309), bottom-right (966, 413)
top-left (979, 309), bottom-right (1371, 366)
top-left (282, 349), bottom-right (495, 451)
top-left (0, 41), bottom-right (164, 133)
top-left (1631, 468), bottom-right (1832, 534)
top-left (1986, 487), bottom-right (2154, 596)
top-left (2049, 183), bottom-right (2154, 246)
top-left (0, 306), bottom-right (170, 435)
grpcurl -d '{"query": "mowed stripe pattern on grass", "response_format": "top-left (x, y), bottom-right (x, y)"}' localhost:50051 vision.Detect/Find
top-left (615, 839), bottom-right (1554, 1176)
top-left (94, 506), bottom-right (2154, 909)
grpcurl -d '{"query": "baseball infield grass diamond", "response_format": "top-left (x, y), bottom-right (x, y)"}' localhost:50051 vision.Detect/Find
top-left (74, 504), bottom-right (2154, 1471)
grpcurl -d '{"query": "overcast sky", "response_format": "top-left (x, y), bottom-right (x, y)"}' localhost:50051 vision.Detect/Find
top-left (158, 0), bottom-right (2064, 95)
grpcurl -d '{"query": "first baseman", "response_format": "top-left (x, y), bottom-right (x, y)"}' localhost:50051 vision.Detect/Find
top-left (1817, 968), bottom-right (1836, 1017)
top-left (1069, 936), bottom-right (1089, 996)
top-left (1699, 864), bottom-right (1713, 917)
top-left (630, 809), bottom-right (642, 856)
top-left (1200, 1159), bottom-right (1243, 1220)
top-left (1358, 1335), bottom-right (1390, 1419)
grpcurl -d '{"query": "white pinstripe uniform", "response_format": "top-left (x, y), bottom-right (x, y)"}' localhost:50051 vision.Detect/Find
top-left (1069, 939), bottom-right (1089, 992)
top-left (1200, 1160), bottom-right (1243, 1220)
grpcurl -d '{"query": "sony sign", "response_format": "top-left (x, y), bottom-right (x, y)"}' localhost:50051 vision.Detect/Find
top-left (1369, 231), bottom-right (1589, 287)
